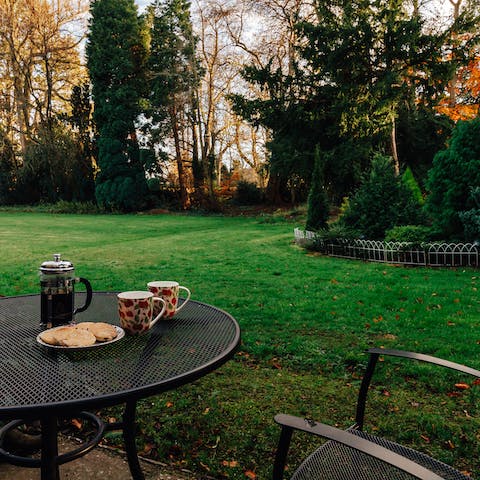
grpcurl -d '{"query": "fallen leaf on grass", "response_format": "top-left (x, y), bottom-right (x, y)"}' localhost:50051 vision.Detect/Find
top-left (447, 392), bottom-right (462, 397)
top-left (245, 470), bottom-right (257, 479)
top-left (165, 401), bottom-right (174, 407)
top-left (383, 333), bottom-right (397, 340)
top-left (222, 460), bottom-right (239, 468)
top-left (455, 383), bottom-right (470, 390)
top-left (446, 440), bottom-right (455, 450)
top-left (420, 435), bottom-right (430, 443)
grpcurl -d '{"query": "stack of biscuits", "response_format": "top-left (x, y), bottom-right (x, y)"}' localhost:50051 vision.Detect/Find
top-left (39, 322), bottom-right (118, 347)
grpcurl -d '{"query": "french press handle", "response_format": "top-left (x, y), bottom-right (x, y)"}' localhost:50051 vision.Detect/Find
top-left (73, 277), bottom-right (93, 314)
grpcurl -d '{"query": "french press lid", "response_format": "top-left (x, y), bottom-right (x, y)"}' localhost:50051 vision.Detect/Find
top-left (40, 254), bottom-right (75, 273)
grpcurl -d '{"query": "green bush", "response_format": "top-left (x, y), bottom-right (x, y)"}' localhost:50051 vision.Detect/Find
top-left (341, 154), bottom-right (424, 239)
top-left (402, 167), bottom-right (424, 205)
top-left (306, 223), bottom-right (360, 253)
top-left (384, 225), bottom-right (432, 243)
top-left (314, 223), bottom-right (360, 242)
top-left (459, 187), bottom-right (480, 242)
top-left (234, 181), bottom-right (263, 205)
top-left (459, 209), bottom-right (480, 242)
top-left (425, 118), bottom-right (480, 239)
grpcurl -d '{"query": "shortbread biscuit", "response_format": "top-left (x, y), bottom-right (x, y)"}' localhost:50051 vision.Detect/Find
top-left (76, 322), bottom-right (117, 342)
top-left (39, 329), bottom-right (61, 345)
top-left (88, 323), bottom-right (117, 342)
top-left (59, 329), bottom-right (96, 347)
top-left (75, 322), bottom-right (95, 330)
top-left (40, 326), bottom-right (77, 345)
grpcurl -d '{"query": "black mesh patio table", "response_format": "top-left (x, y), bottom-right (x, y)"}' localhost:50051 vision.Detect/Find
top-left (0, 292), bottom-right (240, 480)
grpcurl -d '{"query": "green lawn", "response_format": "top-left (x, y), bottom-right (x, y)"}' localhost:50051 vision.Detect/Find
top-left (1, 211), bottom-right (479, 479)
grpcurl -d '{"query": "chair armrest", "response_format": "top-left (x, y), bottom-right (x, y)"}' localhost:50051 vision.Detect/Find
top-left (367, 348), bottom-right (480, 378)
top-left (274, 414), bottom-right (446, 480)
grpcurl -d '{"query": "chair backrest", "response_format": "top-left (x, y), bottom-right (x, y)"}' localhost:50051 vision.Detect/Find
top-left (355, 348), bottom-right (480, 430)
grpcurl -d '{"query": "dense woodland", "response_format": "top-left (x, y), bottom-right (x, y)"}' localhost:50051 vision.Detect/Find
top-left (0, 0), bottom-right (479, 240)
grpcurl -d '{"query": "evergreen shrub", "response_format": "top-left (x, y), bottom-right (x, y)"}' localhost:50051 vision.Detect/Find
top-left (459, 187), bottom-right (480, 242)
top-left (425, 118), bottom-right (480, 239)
top-left (341, 154), bottom-right (424, 239)
top-left (235, 181), bottom-right (263, 205)
top-left (314, 224), bottom-right (360, 242)
top-left (459, 210), bottom-right (480, 242)
top-left (384, 225), bottom-right (432, 243)
top-left (402, 167), bottom-right (424, 205)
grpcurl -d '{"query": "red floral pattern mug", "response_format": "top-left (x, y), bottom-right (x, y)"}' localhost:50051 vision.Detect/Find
top-left (147, 281), bottom-right (191, 318)
top-left (117, 291), bottom-right (166, 335)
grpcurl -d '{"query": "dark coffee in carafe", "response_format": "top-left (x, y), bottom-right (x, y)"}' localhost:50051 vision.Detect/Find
top-left (39, 254), bottom-right (92, 328)
top-left (40, 280), bottom-right (75, 327)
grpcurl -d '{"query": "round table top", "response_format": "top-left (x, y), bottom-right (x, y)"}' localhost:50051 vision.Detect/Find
top-left (0, 293), bottom-right (240, 418)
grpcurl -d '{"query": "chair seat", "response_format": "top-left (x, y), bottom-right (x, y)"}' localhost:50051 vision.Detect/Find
top-left (290, 429), bottom-right (471, 480)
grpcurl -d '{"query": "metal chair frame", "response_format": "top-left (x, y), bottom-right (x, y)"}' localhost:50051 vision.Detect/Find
top-left (273, 348), bottom-right (480, 480)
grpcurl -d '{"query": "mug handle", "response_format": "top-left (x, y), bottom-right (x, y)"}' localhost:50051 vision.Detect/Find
top-left (150, 297), bottom-right (167, 328)
top-left (74, 277), bottom-right (93, 315)
top-left (175, 286), bottom-right (191, 313)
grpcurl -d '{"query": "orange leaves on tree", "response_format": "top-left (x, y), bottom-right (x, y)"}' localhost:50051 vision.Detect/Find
top-left (436, 55), bottom-right (480, 121)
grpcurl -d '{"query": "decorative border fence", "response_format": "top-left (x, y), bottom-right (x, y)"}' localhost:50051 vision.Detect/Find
top-left (294, 228), bottom-right (479, 268)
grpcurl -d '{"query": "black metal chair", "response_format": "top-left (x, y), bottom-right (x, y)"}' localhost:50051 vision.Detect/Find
top-left (273, 348), bottom-right (480, 480)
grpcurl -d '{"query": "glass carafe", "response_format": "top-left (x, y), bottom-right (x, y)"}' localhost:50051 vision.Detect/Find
top-left (40, 254), bottom-right (92, 328)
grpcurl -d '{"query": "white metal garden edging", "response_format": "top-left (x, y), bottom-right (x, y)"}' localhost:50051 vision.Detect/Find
top-left (294, 228), bottom-right (479, 268)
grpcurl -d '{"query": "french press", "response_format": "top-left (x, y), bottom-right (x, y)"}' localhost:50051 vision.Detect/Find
top-left (40, 254), bottom-right (92, 328)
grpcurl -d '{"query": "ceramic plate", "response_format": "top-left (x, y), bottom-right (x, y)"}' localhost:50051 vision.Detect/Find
top-left (36, 325), bottom-right (125, 351)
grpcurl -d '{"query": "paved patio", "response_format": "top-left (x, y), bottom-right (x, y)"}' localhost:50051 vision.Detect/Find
top-left (0, 435), bottom-right (197, 480)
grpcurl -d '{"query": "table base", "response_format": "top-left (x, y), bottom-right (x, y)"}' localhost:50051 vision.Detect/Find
top-left (0, 412), bottom-right (105, 479)
top-left (0, 402), bottom-right (146, 480)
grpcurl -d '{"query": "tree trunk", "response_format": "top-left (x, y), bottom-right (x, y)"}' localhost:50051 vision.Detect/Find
top-left (170, 105), bottom-right (190, 209)
top-left (390, 119), bottom-right (400, 176)
top-left (265, 173), bottom-right (285, 204)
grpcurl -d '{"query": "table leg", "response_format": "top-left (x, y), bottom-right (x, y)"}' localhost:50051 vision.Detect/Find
top-left (123, 400), bottom-right (144, 480)
top-left (40, 416), bottom-right (59, 480)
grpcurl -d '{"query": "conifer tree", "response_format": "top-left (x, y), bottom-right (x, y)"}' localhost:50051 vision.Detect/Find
top-left (145, 0), bottom-right (200, 209)
top-left (87, 0), bottom-right (148, 211)
top-left (306, 146), bottom-right (329, 231)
